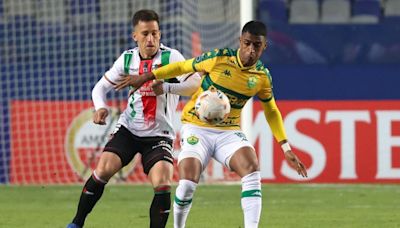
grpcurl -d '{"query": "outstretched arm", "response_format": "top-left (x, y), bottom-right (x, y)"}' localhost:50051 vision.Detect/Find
top-left (115, 58), bottom-right (196, 91)
top-left (152, 73), bottom-right (202, 96)
top-left (262, 98), bottom-right (308, 178)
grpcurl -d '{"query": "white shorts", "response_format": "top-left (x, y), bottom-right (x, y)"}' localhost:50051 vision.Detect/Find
top-left (178, 124), bottom-right (255, 171)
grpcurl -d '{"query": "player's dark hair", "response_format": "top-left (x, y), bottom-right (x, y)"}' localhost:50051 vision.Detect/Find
top-left (132, 9), bottom-right (159, 27)
top-left (241, 20), bottom-right (267, 37)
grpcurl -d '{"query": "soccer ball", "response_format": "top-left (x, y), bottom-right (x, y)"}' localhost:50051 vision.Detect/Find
top-left (195, 89), bottom-right (231, 124)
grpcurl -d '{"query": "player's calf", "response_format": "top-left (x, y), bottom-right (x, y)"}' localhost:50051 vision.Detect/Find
top-left (241, 171), bottom-right (262, 228)
top-left (71, 171), bottom-right (107, 227)
top-left (150, 185), bottom-right (171, 228)
top-left (174, 179), bottom-right (197, 228)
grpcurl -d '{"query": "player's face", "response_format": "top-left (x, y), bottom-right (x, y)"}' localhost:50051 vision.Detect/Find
top-left (239, 32), bottom-right (267, 67)
top-left (132, 20), bottom-right (161, 59)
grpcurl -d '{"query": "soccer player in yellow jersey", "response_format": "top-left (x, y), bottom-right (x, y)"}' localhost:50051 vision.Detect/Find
top-left (116, 21), bottom-right (307, 228)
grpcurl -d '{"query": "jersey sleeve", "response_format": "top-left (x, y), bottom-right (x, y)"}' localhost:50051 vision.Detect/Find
top-left (103, 52), bottom-right (126, 84)
top-left (153, 58), bottom-right (195, 80)
top-left (153, 49), bottom-right (220, 80)
top-left (169, 49), bottom-right (189, 82)
top-left (261, 97), bottom-right (288, 142)
top-left (256, 68), bottom-right (274, 102)
top-left (191, 50), bottom-right (219, 73)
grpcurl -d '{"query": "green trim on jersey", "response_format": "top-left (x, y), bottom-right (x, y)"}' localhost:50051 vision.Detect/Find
top-left (161, 51), bottom-right (171, 66)
top-left (264, 68), bottom-right (273, 87)
top-left (194, 48), bottom-right (236, 64)
top-left (124, 53), bottom-right (136, 118)
top-left (161, 51), bottom-right (173, 82)
top-left (174, 196), bottom-right (192, 206)
top-left (255, 60), bottom-right (273, 87)
top-left (241, 189), bottom-right (262, 198)
top-left (259, 94), bottom-right (274, 103)
top-left (124, 53), bottom-right (133, 74)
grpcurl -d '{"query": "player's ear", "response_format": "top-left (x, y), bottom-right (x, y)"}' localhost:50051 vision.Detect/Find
top-left (263, 38), bottom-right (268, 50)
top-left (132, 31), bottom-right (137, 42)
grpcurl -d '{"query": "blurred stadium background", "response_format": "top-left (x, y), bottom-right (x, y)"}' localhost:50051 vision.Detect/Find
top-left (0, 0), bottom-right (400, 226)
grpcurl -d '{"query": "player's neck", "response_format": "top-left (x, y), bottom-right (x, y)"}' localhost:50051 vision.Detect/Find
top-left (139, 51), bottom-right (158, 60)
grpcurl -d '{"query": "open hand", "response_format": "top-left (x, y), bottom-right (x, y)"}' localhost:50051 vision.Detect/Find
top-left (284, 150), bottom-right (308, 178)
top-left (114, 72), bottom-right (155, 91)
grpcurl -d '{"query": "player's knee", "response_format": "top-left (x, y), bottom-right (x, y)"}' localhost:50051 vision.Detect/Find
top-left (177, 179), bottom-right (197, 198)
top-left (241, 171), bottom-right (261, 189)
top-left (243, 161), bottom-right (260, 175)
top-left (95, 164), bottom-right (118, 181)
top-left (152, 178), bottom-right (172, 188)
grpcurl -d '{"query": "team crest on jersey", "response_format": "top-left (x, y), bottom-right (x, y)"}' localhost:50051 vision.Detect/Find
top-left (153, 63), bottom-right (162, 69)
top-left (64, 108), bottom-right (136, 182)
top-left (247, 76), bottom-right (258, 89)
top-left (187, 135), bottom-right (199, 145)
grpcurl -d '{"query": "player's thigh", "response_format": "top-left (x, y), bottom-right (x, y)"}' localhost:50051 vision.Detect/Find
top-left (178, 124), bottom-right (214, 173)
top-left (148, 160), bottom-right (174, 187)
top-left (214, 130), bottom-right (258, 177)
top-left (96, 125), bottom-right (138, 180)
top-left (141, 137), bottom-right (174, 177)
top-left (95, 152), bottom-right (123, 180)
top-left (229, 146), bottom-right (259, 178)
top-left (178, 157), bottom-right (202, 183)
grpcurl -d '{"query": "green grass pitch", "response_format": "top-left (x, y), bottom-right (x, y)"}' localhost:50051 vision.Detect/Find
top-left (0, 184), bottom-right (399, 227)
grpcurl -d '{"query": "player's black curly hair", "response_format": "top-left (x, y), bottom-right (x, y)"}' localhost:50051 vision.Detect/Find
top-left (242, 20), bottom-right (267, 37)
top-left (132, 9), bottom-right (160, 27)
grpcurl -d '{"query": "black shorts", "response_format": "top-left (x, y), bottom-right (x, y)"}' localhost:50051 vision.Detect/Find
top-left (103, 124), bottom-right (174, 174)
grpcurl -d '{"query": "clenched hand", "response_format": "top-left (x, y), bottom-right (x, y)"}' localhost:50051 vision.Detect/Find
top-left (93, 108), bottom-right (109, 125)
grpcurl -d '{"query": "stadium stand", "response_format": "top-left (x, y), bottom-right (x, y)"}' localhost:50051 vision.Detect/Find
top-left (36, 0), bottom-right (66, 23)
top-left (384, 0), bottom-right (400, 23)
top-left (3, 0), bottom-right (35, 21)
top-left (68, 0), bottom-right (100, 24)
top-left (258, 0), bottom-right (288, 24)
top-left (351, 0), bottom-right (381, 23)
top-left (385, 0), bottom-right (400, 16)
top-left (321, 0), bottom-right (351, 24)
top-left (99, 0), bottom-right (129, 23)
top-left (289, 0), bottom-right (319, 24)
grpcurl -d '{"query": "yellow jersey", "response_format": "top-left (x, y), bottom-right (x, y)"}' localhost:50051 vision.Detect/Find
top-left (153, 48), bottom-right (287, 142)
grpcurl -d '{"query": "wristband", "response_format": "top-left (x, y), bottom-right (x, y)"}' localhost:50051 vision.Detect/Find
top-left (281, 142), bottom-right (291, 153)
top-left (162, 83), bottom-right (170, 94)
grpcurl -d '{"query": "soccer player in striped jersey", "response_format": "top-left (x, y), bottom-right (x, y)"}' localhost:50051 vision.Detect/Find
top-left (66, 10), bottom-right (201, 228)
top-left (116, 21), bottom-right (308, 228)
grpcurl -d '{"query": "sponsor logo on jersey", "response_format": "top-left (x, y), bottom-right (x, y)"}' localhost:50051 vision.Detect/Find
top-left (187, 135), bottom-right (199, 145)
top-left (221, 69), bottom-right (232, 78)
top-left (247, 75), bottom-right (257, 89)
top-left (234, 132), bottom-right (248, 141)
top-left (64, 108), bottom-right (135, 182)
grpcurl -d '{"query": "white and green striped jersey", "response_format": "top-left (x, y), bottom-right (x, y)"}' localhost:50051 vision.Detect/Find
top-left (104, 44), bottom-right (186, 139)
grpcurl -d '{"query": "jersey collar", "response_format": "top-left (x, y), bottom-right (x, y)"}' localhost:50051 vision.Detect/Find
top-left (138, 43), bottom-right (165, 60)
top-left (236, 49), bottom-right (257, 70)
